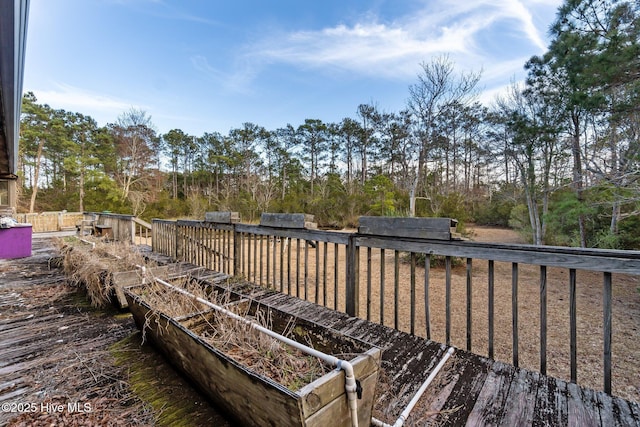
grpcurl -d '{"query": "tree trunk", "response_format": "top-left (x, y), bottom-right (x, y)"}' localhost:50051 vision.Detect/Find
top-left (610, 202), bottom-right (620, 234)
top-left (29, 138), bottom-right (45, 213)
top-left (409, 174), bottom-right (419, 217)
top-left (78, 169), bottom-right (85, 212)
top-left (570, 111), bottom-right (586, 247)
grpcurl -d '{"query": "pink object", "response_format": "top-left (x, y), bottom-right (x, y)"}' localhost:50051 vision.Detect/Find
top-left (0, 225), bottom-right (32, 259)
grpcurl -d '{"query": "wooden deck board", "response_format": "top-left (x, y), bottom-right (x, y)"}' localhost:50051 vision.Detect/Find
top-left (430, 353), bottom-right (493, 425)
top-left (465, 361), bottom-right (516, 426)
top-left (567, 381), bottom-right (602, 427)
top-left (499, 368), bottom-right (540, 426)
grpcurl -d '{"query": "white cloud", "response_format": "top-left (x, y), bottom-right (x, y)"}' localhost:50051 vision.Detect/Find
top-left (240, 0), bottom-right (557, 82)
top-left (31, 83), bottom-right (147, 124)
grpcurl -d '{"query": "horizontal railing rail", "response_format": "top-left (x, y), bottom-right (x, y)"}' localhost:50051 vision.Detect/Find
top-left (150, 216), bottom-right (640, 398)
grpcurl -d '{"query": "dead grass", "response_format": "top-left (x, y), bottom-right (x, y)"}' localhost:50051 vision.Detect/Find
top-left (56, 237), bottom-right (156, 308)
top-left (134, 279), bottom-right (330, 392)
top-left (200, 308), bottom-right (330, 391)
top-left (133, 277), bottom-right (211, 318)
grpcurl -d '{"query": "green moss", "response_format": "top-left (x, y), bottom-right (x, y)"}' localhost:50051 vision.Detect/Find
top-left (110, 333), bottom-right (228, 427)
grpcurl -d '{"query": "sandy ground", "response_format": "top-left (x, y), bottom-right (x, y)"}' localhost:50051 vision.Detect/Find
top-left (238, 225), bottom-right (640, 403)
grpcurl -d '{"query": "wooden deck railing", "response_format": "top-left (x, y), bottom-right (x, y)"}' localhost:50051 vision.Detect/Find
top-left (82, 212), bottom-right (152, 246)
top-left (151, 214), bottom-right (640, 397)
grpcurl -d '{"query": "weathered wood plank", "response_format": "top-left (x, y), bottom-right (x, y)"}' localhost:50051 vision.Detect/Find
top-left (260, 213), bottom-right (317, 229)
top-left (464, 361), bottom-right (514, 426)
top-left (0, 386), bottom-right (29, 403)
top-left (627, 399), bottom-right (640, 425)
top-left (356, 235), bottom-right (640, 273)
top-left (567, 381), bottom-right (601, 427)
top-left (412, 357), bottom-right (461, 425)
top-left (429, 353), bottom-right (493, 426)
top-left (204, 211), bottom-right (240, 224)
top-left (358, 216), bottom-right (457, 240)
top-left (499, 369), bottom-right (539, 426)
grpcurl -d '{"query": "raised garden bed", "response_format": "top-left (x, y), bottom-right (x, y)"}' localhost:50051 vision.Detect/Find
top-left (124, 280), bottom-right (381, 427)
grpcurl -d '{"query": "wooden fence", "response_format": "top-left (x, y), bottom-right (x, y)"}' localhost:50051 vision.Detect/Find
top-left (152, 213), bottom-right (640, 398)
top-left (14, 211), bottom-right (83, 232)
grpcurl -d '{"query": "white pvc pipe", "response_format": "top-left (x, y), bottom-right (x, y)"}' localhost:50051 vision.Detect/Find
top-left (134, 264), bottom-right (147, 283)
top-left (371, 347), bottom-right (455, 427)
top-left (154, 278), bottom-right (360, 427)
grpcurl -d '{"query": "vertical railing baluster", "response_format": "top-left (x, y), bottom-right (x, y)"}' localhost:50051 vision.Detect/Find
top-left (233, 229), bottom-right (241, 277)
top-left (410, 252), bottom-right (416, 335)
top-left (213, 227), bottom-right (218, 271)
top-left (334, 243), bottom-right (339, 311)
top-left (604, 271), bottom-right (612, 394)
top-left (177, 223), bottom-right (184, 261)
top-left (380, 248), bottom-right (385, 326)
top-left (304, 240), bottom-right (309, 300)
top-left (425, 254), bottom-right (431, 340)
top-left (315, 241), bottom-right (320, 304)
top-left (296, 239), bottom-right (301, 298)
top-left (569, 268), bottom-right (578, 383)
top-left (345, 235), bottom-right (359, 317)
top-left (394, 250), bottom-right (400, 330)
top-left (288, 238), bottom-right (293, 295)
top-left (258, 234), bottom-right (263, 287)
top-left (322, 242), bottom-right (328, 307)
top-left (246, 232), bottom-right (251, 281)
top-left (445, 255), bottom-right (451, 345)
top-left (213, 228), bottom-right (218, 271)
top-left (273, 236), bottom-right (284, 294)
top-left (512, 262), bottom-right (519, 367)
top-left (227, 229), bottom-right (231, 274)
top-left (367, 247), bottom-right (372, 321)
top-left (570, 268), bottom-right (577, 383)
top-left (253, 233), bottom-right (258, 283)
top-left (266, 235), bottom-right (271, 288)
top-left (204, 226), bottom-right (210, 270)
top-left (198, 226), bottom-right (203, 267)
top-left (221, 228), bottom-right (225, 272)
top-left (540, 265), bottom-right (547, 375)
top-left (221, 228), bottom-right (225, 273)
top-left (466, 258), bottom-right (473, 352)
top-left (277, 238), bottom-right (282, 292)
top-left (488, 259), bottom-right (495, 359)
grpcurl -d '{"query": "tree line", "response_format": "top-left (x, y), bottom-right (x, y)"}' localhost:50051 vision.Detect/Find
top-left (18, 0), bottom-right (640, 248)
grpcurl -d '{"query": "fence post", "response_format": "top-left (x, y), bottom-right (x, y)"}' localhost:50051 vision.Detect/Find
top-left (345, 233), bottom-right (359, 317)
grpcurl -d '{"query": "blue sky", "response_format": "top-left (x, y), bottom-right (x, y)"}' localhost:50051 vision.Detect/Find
top-left (24, 0), bottom-right (562, 136)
